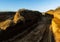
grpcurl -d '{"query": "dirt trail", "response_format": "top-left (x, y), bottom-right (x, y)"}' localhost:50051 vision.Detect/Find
top-left (14, 16), bottom-right (51, 42)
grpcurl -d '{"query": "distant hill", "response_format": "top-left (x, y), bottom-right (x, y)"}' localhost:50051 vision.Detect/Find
top-left (0, 12), bottom-right (15, 22)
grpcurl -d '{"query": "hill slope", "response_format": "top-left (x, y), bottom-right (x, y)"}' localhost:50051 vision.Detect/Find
top-left (46, 7), bottom-right (60, 42)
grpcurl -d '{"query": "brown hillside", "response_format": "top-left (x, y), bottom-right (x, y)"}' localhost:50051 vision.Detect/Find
top-left (46, 10), bottom-right (54, 15)
top-left (46, 7), bottom-right (60, 42)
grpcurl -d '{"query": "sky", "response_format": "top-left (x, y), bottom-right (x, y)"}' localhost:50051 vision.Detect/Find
top-left (0, 0), bottom-right (60, 12)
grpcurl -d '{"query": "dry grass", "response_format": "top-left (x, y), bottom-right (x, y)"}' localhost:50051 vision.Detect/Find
top-left (46, 10), bottom-right (54, 15)
top-left (46, 7), bottom-right (60, 42)
top-left (0, 19), bottom-right (13, 30)
top-left (51, 19), bottom-right (60, 42)
top-left (13, 11), bottom-right (25, 24)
